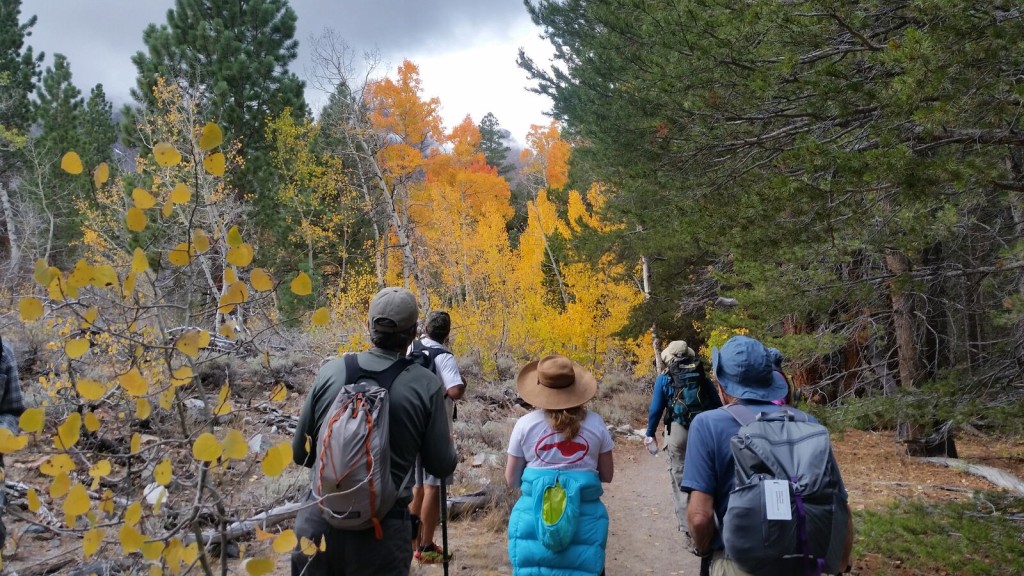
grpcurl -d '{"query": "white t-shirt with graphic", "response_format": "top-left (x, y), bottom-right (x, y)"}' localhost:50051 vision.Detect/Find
top-left (507, 409), bottom-right (614, 473)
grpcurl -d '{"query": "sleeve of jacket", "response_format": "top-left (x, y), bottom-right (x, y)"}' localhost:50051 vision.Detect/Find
top-left (0, 341), bottom-right (26, 433)
top-left (420, 385), bottom-right (457, 479)
top-left (645, 374), bottom-right (669, 437)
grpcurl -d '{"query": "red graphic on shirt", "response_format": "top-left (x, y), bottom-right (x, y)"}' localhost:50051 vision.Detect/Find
top-left (534, 431), bottom-right (590, 465)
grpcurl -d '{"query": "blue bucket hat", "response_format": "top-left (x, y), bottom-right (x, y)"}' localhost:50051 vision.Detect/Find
top-left (711, 336), bottom-right (789, 401)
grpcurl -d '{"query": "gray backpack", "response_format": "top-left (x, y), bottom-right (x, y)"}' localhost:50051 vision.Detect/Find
top-left (313, 354), bottom-right (413, 538)
top-left (722, 405), bottom-right (849, 576)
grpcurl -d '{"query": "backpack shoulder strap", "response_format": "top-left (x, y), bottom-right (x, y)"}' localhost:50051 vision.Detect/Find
top-left (724, 403), bottom-right (757, 426)
top-left (343, 353), bottom-right (413, 391)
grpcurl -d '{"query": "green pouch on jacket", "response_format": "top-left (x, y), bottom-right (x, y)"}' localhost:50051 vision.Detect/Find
top-left (534, 473), bottom-right (579, 552)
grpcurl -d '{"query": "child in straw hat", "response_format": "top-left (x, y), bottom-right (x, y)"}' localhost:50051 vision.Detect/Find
top-left (505, 355), bottom-right (614, 576)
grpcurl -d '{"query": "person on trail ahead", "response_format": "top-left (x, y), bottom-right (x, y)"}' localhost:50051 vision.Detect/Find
top-left (681, 335), bottom-right (853, 576)
top-left (408, 310), bottom-right (466, 564)
top-left (644, 340), bottom-right (721, 547)
top-left (0, 335), bottom-right (27, 551)
top-left (505, 354), bottom-right (613, 576)
top-left (290, 287), bottom-right (457, 576)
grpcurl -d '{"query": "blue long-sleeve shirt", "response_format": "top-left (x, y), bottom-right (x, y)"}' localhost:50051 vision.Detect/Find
top-left (645, 373), bottom-right (672, 437)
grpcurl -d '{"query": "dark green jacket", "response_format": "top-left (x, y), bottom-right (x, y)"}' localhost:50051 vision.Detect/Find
top-left (292, 348), bottom-right (457, 500)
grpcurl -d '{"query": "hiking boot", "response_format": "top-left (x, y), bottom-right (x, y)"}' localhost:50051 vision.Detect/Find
top-left (414, 542), bottom-right (452, 564)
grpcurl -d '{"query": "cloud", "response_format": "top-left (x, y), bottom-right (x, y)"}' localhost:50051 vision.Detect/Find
top-left (23, 0), bottom-right (551, 142)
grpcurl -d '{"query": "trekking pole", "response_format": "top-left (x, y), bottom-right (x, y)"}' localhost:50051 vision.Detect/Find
top-left (439, 476), bottom-right (450, 576)
top-left (700, 556), bottom-right (711, 576)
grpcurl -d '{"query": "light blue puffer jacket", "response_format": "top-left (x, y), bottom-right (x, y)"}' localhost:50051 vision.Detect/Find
top-left (507, 467), bottom-right (608, 576)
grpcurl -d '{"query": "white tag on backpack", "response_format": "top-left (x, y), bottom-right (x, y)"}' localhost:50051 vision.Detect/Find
top-left (764, 480), bottom-right (792, 520)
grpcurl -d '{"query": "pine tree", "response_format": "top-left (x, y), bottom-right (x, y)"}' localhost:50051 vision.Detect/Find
top-left (125, 0), bottom-right (308, 243)
top-left (477, 112), bottom-right (513, 176)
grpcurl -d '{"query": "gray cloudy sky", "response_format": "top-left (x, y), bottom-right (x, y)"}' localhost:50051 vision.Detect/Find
top-left (22, 0), bottom-right (553, 142)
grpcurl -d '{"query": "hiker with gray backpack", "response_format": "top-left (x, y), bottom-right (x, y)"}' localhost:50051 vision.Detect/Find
top-left (644, 340), bottom-right (721, 547)
top-left (290, 287), bottom-right (457, 576)
top-left (681, 335), bottom-right (853, 576)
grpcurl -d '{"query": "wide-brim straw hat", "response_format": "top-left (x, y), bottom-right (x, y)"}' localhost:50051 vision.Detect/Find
top-left (515, 354), bottom-right (598, 410)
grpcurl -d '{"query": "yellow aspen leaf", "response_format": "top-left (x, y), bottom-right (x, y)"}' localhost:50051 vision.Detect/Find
top-left (118, 368), bottom-right (149, 397)
top-left (299, 536), bottom-right (318, 556)
top-left (221, 429), bottom-right (248, 460)
top-left (226, 243), bottom-right (254, 267)
top-left (261, 442), bottom-right (292, 477)
top-left (55, 412), bottom-right (82, 450)
top-left (171, 365), bottom-right (194, 387)
top-left (244, 557), bottom-right (275, 576)
top-left (196, 330), bottom-right (211, 349)
top-left (93, 162), bottom-right (109, 187)
top-left (40, 454), bottom-right (76, 476)
top-left (269, 382), bottom-right (287, 403)
top-left (0, 428), bottom-right (28, 453)
top-left (64, 483), bottom-right (90, 519)
top-left (27, 488), bottom-right (41, 512)
top-left (123, 272), bottom-right (137, 297)
top-left (61, 151), bottom-right (83, 174)
top-left (136, 398), bottom-right (152, 420)
top-left (33, 258), bottom-right (52, 285)
top-left (182, 542), bottom-right (199, 565)
top-left (131, 248), bottom-right (150, 273)
top-left (219, 323), bottom-right (237, 341)
top-left (199, 122), bottom-right (223, 150)
top-left (153, 458), bottom-right (172, 486)
top-left (89, 459), bottom-right (111, 479)
top-left (218, 281), bottom-right (248, 314)
top-left (176, 330), bottom-right (200, 358)
top-left (170, 182), bottom-right (191, 204)
top-left (18, 296), bottom-right (43, 321)
top-left (192, 229), bottom-right (211, 253)
top-left (290, 271), bottom-right (312, 296)
top-left (131, 433), bottom-right (142, 455)
top-left (203, 152), bottom-right (226, 176)
top-left (153, 142), bottom-right (181, 167)
top-left (167, 242), bottom-right (194, 267)
top-left (76, 378), bottom-right (106, 401)
top-left (254, 526), bottom-right (274, 541)
top-left (66, 259), bottom-right (94, 289)
top-left (214, 383), bottom-right (232, 416)
top-left (83, 527), bottom-right (103, 558)
top-left (100, 489), bottom-right (115, 515)
top-left (142, 540), bottom-right (165, 561)
top-left (192, 433), bottom-right (222, 462)
top-left (119, 524), bottom-right (144, 553)
top-left (162, 198), bottom-right (174, 218)
top-left (224, 266), bottom-right (239, 285)
top-left (132, 187), bottom-right (157, 209)
top-left (50, 472), bottom-right (71, 498)
top-left (226, 225), bottom-right (243, 247)
top-left (81, 306), bottom-right (99, 327)
top-left (159, 387), bottom-right (175, 410)
top-left (126, 207), bottom-right (148, 232)
top-left (272, 529), bottom-right (298, 554)
top-left (91, 265), bottom-right (117, 289)
top-left (250, 268), bottom-right (273, 291)
top-left (19, 407), bottom-right (44, 433)
top-left (310, 307), bottom-right (330, 327)
top-left (84, 411), bottom-right (101, 432)
top-left (124, 501), bottom-right (142, 526)
top-left (65, 338), bottom-right (91, 359)
top-left (47, 274), bottom-right (67, 301)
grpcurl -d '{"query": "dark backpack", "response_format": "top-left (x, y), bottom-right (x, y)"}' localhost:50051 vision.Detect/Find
top-left (409, 339), bottom-right (453, 373)
top-left (664, 357), bottom-right (716, 429)
top-left (721, 404), bottom-right (850, 576)
top-left (313, 354), bottom-right (414, 538)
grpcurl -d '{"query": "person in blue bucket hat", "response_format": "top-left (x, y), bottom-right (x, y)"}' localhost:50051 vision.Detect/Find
top-left (680, 335), bottom-right (853, 576)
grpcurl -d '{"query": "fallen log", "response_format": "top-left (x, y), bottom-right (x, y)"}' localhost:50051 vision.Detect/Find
top-left (185, 501), bottom-right (305, 545)
top-left (921, 457), bottom-right (1024, 497)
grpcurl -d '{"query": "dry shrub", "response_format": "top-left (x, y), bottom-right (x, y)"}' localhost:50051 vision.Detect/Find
top-left (592, 368), bottom-right (650, 428)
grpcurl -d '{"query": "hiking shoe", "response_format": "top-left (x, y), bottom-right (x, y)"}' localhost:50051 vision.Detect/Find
top-left (415, 543), bottom-right (452, 564)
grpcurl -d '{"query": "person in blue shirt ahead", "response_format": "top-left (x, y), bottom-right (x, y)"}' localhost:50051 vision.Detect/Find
top-left (680, 335), bottom-right (853, 575)
top-left (644, 340), bottom-right (720, 547)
